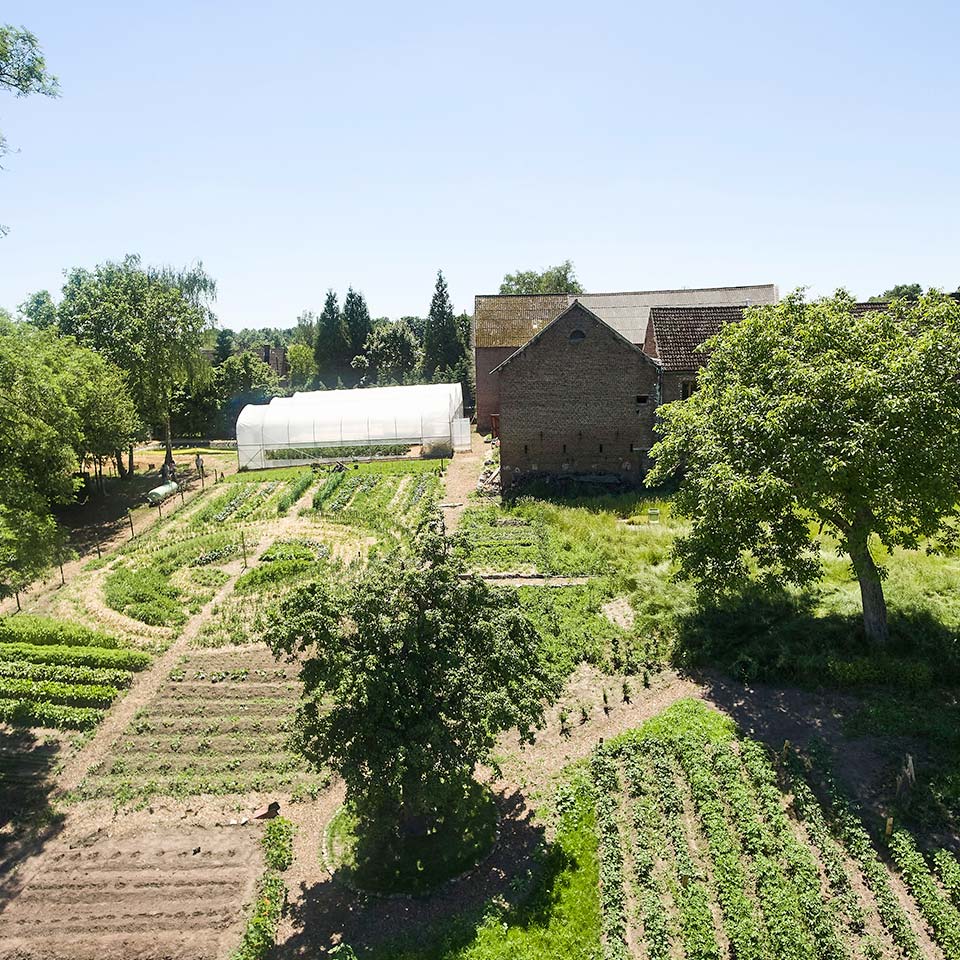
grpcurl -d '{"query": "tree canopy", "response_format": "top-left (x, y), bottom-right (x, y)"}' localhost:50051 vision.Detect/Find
top-left (342, 286), bottom-right (372, 359)
top-left (1, 24), bottom-right (59, 232)
top-left (870, 282), bottom-right (923, 302)
top-left (0, 317), bottom-right (139, 597)
top-left (647, 290), bottom-right (960, 646)
top-left (499, 259), bottom-right (584, 295)
top-left (422, 271), bottom-right (461, 375)
top-left (363, 318), bottom-right (421, 384)
top-left (57, 255), bottom-right (215, 463)
top-left (263, 525), bottom-right (556, 859)
top-left (313, 290), bottom-right (350, 386)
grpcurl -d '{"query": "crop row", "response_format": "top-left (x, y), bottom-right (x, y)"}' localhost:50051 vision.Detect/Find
top-left (737, 740), bottom-right (847, 960)
top-left (812, 756), bottom-right (923, 960)
top-left (590, 750), bottom-right (629, 960)
top-left (620, 745), bottom-right (674, 960)
top-left (888, 829), bottom-right (960, 959)
top-left (0, 676), bottom-right (118, 708)
top-left (276, 471), bottom-right (315, 514)
top-left (673, 735), bottom-right (767, 960)
top-left (0, 697), bottom-right (103, 730)
top-left (0, 615), bottom-right (124, 649)
top-left (0, 641), bottom-right (150, 671)
top-left (0, 658), bottom-right (134, 689)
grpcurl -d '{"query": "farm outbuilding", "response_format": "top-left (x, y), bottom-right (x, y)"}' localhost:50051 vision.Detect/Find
top-left (236, 382), bottom-right (469, 470)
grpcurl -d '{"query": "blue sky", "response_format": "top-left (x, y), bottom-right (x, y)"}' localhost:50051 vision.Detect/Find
top-left (1, 1), bottom-right (958, 328)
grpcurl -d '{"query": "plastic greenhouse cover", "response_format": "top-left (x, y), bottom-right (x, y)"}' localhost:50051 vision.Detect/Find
top-left (236, 382), bottom-right (464, 469)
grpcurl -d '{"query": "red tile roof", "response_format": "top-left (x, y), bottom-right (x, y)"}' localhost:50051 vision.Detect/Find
top-left (648, 301), bottom-right (895, 371)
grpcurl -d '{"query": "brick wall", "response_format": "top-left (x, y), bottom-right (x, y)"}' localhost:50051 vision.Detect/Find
top-left (497, 303), bottom-right (661, 491)
top-left (475, 346), bottom-right (517, 432)
top-left (660, 369), bottom-right (699, 404)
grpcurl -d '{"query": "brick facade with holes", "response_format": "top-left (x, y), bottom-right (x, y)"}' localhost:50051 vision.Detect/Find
top-left (496, 302), bottom-right (660, 491)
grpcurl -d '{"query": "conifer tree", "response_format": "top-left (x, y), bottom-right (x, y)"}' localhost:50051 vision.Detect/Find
top-left (314, 290), bottom-right (349, 386)
top-left (422, 271), bottom-right (462, 376)
top-left (343, 286), bottom-right (373, 359)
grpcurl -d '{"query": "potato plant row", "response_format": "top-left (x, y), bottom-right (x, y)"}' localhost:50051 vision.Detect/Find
top-left (592, 701), bottom-right (960, 960)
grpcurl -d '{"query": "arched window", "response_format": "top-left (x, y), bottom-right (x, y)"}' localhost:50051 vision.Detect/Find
top-left (568, 329), bottom-right (586, 343)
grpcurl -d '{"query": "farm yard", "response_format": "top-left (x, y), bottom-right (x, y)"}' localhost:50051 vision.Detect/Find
top-left (1, 432), bottom-right (959, 960)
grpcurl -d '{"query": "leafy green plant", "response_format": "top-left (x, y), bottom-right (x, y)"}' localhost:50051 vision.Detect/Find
top-left (276, 472), bottom-right (315, 514)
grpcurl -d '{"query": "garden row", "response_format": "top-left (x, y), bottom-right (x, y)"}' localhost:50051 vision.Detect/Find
top-left (74, 647), bottom-right (327, 805)
top-left (0, 616), bottom-right (149, 730)
top-left (591, 700), bottom-right (960, 960)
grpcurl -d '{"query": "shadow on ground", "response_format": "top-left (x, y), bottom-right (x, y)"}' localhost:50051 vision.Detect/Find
top-left (671, 583), bottom-right (960, 690)
top-left (0, 726), bottom-right (67, 911)
top-left (280, 786), bottom-right (562, 957)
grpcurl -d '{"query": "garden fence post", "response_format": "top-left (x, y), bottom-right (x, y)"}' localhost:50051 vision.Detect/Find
top-left (127, 510), bottom-right (135, 538)
top-left (96, 540), bottom-right (102, 559)
top-left (59, 564), bottom-right (65, 586)
top-left (242, 532), bottom-right (247, 568)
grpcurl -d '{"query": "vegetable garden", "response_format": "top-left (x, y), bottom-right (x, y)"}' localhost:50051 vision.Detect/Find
top-left (591, 700), bottom-right (960, 960)
top-left (0, 615), bottom-right (149, 730)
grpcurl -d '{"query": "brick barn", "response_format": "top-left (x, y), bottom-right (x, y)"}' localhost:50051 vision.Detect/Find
top-left (474, 285), bottom-right (780, 491)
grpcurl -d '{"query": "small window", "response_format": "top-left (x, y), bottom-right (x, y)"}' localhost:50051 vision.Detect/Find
top-left (599, 443), bottom-right (604, 453)
top-left (681, 381), bottom-right (696, 400)
top-left (568, 329), bottom-right (586, 343)
top-left (523, 444), bottom-right (528, 455)
top-left (636, 394), bottom-right (649, 405)
top-left (562, 443), bottom-right (567, 454)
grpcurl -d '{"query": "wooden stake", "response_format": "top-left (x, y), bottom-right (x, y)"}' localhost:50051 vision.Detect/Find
top-left (128, 510), bottom-right (135, 538)
top-left (885, 816), bottom-right (894, 838)
top-left (15, 590), bottom-right (20, 612)
top-left (157, 503), bottom-right (162, 519)
top-left (241, 531), bottom-right (247, 568)
top-left (96, 540), bottom-right (102, 559)
top-left (59, 564), bottom-right (65, 586)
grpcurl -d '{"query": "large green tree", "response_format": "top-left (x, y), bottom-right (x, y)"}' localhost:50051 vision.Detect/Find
top-left (0, 319), bottom-right (139, 597)
top-left (647, 290), bottom-right (960, 646)
top-left (57, 255), bottom-right (215, 466)
top-left (499, 259), bottom-right (584, 295)
top-left (263, 526), bottom-right (556, 871)
top-left (363, 318), bottom-right (420, 383)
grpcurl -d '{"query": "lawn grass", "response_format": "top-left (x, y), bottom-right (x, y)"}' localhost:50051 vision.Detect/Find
top-left (362, 776), bottom-right (600, 960)
top-left (460, 490), bottom-right (960, 691)
top-left (327, 780), bottom-right (498, 896)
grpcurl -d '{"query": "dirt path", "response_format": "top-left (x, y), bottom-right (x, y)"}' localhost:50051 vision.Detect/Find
top-left (440, 430), bottom-right (488, 533)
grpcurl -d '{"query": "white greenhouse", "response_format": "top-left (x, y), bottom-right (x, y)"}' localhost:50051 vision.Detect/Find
top-left (236, 382), bottom-right (470, 470)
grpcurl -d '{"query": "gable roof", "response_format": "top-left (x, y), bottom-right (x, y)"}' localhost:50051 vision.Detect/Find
top-left (647, 305), bottom-right (746, 370)
top-left (475, 284), bottom-right (779, 349)
top-left (490, 300), bottom-right (658, 375)
top-left (648, 300), bottom-right (899, 371)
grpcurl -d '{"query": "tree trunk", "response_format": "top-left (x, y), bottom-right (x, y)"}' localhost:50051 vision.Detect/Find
top-left (127, 445), bottom-right (134, 477)
top-left (849, 524), bottom-right (889, 645)
top-left (164, 416), bottom-right (174, 465)
top-left (115, 450), bottom-right (128, 480)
